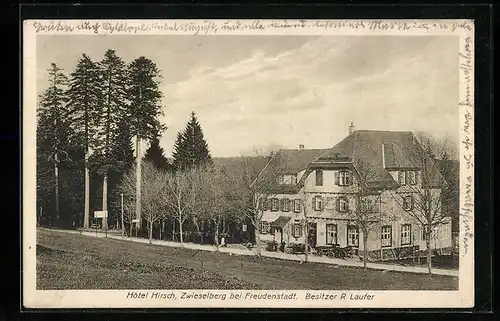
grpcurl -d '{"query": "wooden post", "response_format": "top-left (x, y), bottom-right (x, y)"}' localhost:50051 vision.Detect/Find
top-left (121, 193), bottom-right (125, 238)
top-left (135, 136), bottom-right (142, 230)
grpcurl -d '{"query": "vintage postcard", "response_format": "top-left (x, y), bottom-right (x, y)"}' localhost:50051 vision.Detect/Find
top-left (23, 19), bottom-right (475, 309)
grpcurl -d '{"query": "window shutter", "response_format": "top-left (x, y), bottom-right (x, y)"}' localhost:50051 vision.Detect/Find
top-left (280, 198), bottom-right (285, 211)
top-left (345, 197), bottom-right (350, 211)
top-left (334, 171), bottom-right (339, 185)
top-left (263, 199), bottom-right (268, 211)
top-left (398, 171), bottom-right (402, 184)
top-left (320, 196), bottom-right (324, 211)
top-left (336, 197), bottom-right (340, 211)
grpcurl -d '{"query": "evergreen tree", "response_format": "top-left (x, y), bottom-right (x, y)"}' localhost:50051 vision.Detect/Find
top-left (143, 136), bottom-right (171, 172)
top-left (36, 63), bottom-right (71, 224)
top-left (128, 56), bottom-right (165, 229)
top-left (128, 56), bottom-right (165, 140)
top-left (172, 131), bottom-right (187, 170)
top-left (94, 49), bottom-right (129, 227)
top-left (172, 112), bottom-right (212, 171)
top-left (66, 53), bottom-right (103, 228)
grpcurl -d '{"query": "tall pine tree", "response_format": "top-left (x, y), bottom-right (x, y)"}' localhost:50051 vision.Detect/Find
top-left (37, 63), bottom-right (71, 224)
top-left (66, 53), bottom-right (103, 228)
top-left (172, 112), bottom-right (212, 171)
top-left (95, 49), bottom-right (129, 228)
top-left (128, 56), bottom-right (165, 228)
top-left (143, 136), bottom-right (171, 172)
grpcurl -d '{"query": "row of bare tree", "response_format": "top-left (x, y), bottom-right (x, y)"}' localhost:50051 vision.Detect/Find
top-left (119, 160), bottom-right (272, 252)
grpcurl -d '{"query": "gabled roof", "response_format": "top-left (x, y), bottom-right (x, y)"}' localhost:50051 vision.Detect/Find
top-left (314, 130), bottom-right (445, 189)
top-left (269, 149), bottom-right (327, 173)
top-left (252, 148), bottom-right (326, 194)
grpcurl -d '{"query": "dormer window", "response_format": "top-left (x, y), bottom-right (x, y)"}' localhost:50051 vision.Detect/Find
top-left (399, 170), bottom-right (418, 186)
top-left (316, 170), bottom-right (323, 186)
top-left (335, 171), bottom-right (352, 186)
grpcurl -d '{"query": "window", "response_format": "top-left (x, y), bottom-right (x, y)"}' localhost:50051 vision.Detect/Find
top-left (277, 175), bottom-right (284, 185)
top-left (421, 225), bottom-right (431, 241)
top-left (336, 171), bottom-right (352, 186)
top-left (292, 223), bottom-right (302, 238)
top-left (408, 171), bottom-right (417, 185)
top-left (259, 198), bottom-right (268, 211)
top-left (260, 221), bottom-right (270, 234)
top-left (402, 195), bottom-right (413, 210)
top-left (313, 195), bottom-right (323, 211)
top-left (271, 198), bottom-right (279, 211)
top-left (316, 170), bottom-right (323, 186)
top-left (381, 225), bottom-right (392, 247)
top-left (401, 224), bottom-right (411, 245)
top-left (292, 173), bottom-right (298, 185)
top-left (281, 198), bottom-right (290, 212)
top-left (399, 170), bottom-right (417, 186)
top-left (361, 198), bottom-right (376, 212)
top-left (399, 170), bottom-right (406, 185)
top-left (326, 224), bottom-right (338, 245)
top-left (337, 197), bottom-right (349, 212)
top-left (347, 225), bottom-right (359, 247)
top-left (293, 199), bottom-right (301, 213)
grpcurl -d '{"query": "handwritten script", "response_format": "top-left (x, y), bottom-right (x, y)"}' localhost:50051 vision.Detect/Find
top-left (459, 35), bottom-right (474, 257)
top-left (31, 19), bottom-right (473, 35)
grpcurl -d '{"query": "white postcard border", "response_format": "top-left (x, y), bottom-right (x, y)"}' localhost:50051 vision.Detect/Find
top-left (22, 19), bottom-right (475, 309)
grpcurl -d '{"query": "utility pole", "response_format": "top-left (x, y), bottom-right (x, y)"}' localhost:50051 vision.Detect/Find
top-left (121, 193), bottom-right (125, 238)
top-left (135, 135), bottom-right (142, 231)
top-left (135, 87), bottom-right (142, 232)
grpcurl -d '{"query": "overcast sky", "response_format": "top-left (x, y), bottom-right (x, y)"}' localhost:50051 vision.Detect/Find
top-left (37, 35), bottom-right (459, 157)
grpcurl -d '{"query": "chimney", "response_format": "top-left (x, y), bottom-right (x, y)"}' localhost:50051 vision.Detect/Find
top-left (299, 144), bottom-right (305, 150)
top-left (381, 143), bottom-right (386, 168)
top-left (349, 121), bottom-right (355, 135)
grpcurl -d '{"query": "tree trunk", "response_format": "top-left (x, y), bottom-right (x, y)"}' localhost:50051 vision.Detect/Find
top-left (172, 219), bottom-right (175, 241)
top-left (200, 220), bottom-right (204, 244)
top-left (426, 237), bottom-right (433, 275)
top-left (149, 219), bottom-right (153, 244)
top-left (214, 220), bottom-right (220, 252)
top-left (102, 173), bottom-right (108, 230)
top-left (254, 220), bottom-right (261, 257)
top-left (54, 154), bottom-right (60, 224)
top-left (135, 137), bottom-right (142, 230)
top-left (193, 217), bottom-right (200, 244)
top-left (363, 230), bottom-right (369, 270)
top-left (160, 220), bottom-right (164, 241)
top-left (129, 221), bottom-right (132, 238)
top-left (178, 218), bottom-right (184, 243)
top-left (84, 151), bottom-right (90, 229)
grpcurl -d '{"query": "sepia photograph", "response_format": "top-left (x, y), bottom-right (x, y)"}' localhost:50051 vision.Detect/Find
top-left (22, 19), bottom-right (475, 309)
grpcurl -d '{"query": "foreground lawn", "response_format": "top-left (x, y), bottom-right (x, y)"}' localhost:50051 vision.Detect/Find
top-left (36, 229), bottom-right (458, 290)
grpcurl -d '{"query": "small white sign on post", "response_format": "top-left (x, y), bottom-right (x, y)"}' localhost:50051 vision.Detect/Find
top-left (94, 211), bottom-right (108, 218)
top-left (131, 219), bottom-right (140, 223)
top-left (242, 224), bottom-right (247, 232)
